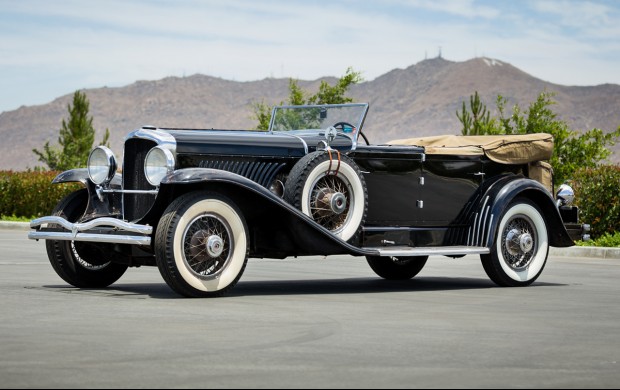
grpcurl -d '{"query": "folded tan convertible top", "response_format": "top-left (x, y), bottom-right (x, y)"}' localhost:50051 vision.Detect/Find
top-left (388, 133), bottom-right (554, 164)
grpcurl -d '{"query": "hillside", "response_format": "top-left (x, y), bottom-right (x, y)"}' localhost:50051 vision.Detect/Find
top-left (1, 57), bottom-right (619, 171)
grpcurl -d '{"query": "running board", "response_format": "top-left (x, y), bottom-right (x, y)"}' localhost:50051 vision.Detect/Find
top-left (363, 246), bottom-right (490, 257)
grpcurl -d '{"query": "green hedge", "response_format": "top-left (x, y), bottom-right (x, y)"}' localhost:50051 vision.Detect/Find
top-left (0, 171), bottom-right (81, 219)
top-left (2, 166), bottom-right (618, 240)
top-left (572, 164), bottom-right (620, 239)
top-left (576, 231), bottom-right (620, 247)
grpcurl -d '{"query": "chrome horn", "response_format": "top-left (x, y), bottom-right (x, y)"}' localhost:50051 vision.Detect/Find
top-left (556, 183), bottom-right (575, 207)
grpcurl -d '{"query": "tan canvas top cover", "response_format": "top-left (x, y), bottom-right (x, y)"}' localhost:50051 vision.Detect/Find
top-left (388, 133), bottom-right (554, 164)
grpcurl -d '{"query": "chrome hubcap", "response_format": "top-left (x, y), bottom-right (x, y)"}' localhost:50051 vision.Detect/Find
top-left (329, 192), bottom-right (347, 215)
top-left (505, 229), bottom-right (534, 256)
top-left (502, 215), bottom-right (537, 271)
top-left (519, 233), bottom-right (534, 253)
top-left (206, 235), bottom-right (225, 258)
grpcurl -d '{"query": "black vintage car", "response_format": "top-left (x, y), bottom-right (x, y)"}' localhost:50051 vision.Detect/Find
top-left (29, 103), bottom-right (588, 297)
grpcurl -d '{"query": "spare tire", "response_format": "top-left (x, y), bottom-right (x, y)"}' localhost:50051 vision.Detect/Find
top-left (284, 150), bottom-right (367, 242)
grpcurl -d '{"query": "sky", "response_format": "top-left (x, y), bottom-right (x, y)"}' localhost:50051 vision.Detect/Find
top-left (1, 0), bottom-right (619, 114)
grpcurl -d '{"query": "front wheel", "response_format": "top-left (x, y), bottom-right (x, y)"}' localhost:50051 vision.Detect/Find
top-left (481, 198), bottom-right (549, 287)
top-left (45, 189), bottom-right (128, 288)
top-left (155, 191), bottom-right (249, 298)
top-left (366, 256), bottom-right (428, 280)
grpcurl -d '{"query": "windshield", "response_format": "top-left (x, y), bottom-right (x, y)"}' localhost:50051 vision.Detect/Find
top-left (269, 103), bottom-right (369, 133)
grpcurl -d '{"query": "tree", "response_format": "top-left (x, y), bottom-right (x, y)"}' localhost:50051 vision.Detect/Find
top-left (457, 92), bottom-right (501, 135)
top-left (457, 91), bottom-right (620, 185)
top-left (253, 67), bottom-right (363, 130)
top-left (33, 90), bottom-right (110, 171)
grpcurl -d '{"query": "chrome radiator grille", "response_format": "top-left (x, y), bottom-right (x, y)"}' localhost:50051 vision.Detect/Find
top-left (123, 138), bottom-right (157, 222)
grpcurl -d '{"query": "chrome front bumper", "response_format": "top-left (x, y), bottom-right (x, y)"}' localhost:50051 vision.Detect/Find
top-left (28, 216), bottom-right (153, 246)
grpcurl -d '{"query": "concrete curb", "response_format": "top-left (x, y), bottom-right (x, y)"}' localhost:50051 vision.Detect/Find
top-left (549, 246), bottom-right (620, 260)
top-left (0, 221), bottom-right (30, 231)
top-left (1, 221), bottom-right (618, 259)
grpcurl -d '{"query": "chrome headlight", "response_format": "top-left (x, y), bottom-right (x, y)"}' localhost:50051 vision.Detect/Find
top-left (88, 146), bottom-right (117, 185)
top-left (144, 146), bottom-right (175, 186)
top-left (556, 183), bottom-right (575, 207)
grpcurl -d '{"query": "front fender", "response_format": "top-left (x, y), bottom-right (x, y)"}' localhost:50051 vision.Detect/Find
top-left (52, 168), bottom-right (90, 185)
top-left (52, 168), bottom-right (122, 189)
top-left (480, 175), bottom-right (573, 248)
top-left (154, 168), bottom-right (370, 258)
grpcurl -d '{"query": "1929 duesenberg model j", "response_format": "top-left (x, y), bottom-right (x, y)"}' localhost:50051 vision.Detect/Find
top-left (29, 103), bottom-right (588, 297)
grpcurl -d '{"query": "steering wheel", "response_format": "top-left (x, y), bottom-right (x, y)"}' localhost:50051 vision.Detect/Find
top-left (332, 122), bottom-right (370, 145)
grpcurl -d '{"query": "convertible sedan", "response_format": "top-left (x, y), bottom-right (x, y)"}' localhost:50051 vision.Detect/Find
top-left (29, 103), bottom-right (587, 297)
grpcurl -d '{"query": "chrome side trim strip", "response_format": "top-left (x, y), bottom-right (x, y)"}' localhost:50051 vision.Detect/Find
top-left (486, 214), bottom-right (494, 247)
top-left (273, 132), bottom-right (309, 155)
top-left (468, 196), bottom-right (492, 247)
top-left (478, 196), bottom-right (490, 246)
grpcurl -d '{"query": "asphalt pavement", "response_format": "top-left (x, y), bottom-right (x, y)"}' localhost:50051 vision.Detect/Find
top-left (1, 228), bottom-right (620, 388)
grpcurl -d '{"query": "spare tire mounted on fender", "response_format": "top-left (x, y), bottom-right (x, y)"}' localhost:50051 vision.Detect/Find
top-left (284, 150), bottom-right (368, 242)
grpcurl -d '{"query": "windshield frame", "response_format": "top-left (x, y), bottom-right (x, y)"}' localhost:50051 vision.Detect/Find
top-left (268, 103), bottom-right (369, 149)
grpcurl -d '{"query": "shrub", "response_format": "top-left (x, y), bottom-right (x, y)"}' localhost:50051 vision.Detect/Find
top-left (458, 92), bottom-right (620, 186)
top-left (0, 171), bottom-right (81, 219)
top-left (576, 232), bottom-right (620, 247)
top-left (571, 165), bottom-right (620, 239)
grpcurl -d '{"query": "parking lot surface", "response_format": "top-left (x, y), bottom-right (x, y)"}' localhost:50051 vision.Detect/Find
top-left (1, 229), bottom-right (619, 388)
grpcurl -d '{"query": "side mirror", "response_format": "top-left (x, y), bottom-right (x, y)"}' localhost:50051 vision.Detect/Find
top-left (320, 107), bottom-right (327, 119)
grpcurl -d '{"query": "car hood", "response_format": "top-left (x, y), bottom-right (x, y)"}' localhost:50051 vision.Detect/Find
top-left (164, 129), bottom-right (354, 158)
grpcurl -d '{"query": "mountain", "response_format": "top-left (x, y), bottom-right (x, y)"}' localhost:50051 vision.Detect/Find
top-left (1, 57), bottom-right (619, 171)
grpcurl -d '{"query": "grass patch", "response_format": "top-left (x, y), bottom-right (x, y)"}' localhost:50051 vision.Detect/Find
top-left (576, 231), bottom-right (620, 248)
top-left (0, 215), bottom-right (32, 222)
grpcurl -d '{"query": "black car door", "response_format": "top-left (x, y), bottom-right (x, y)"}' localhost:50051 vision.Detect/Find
top-left (351, 146), bottom-right (425, 226)
top-left (420, 154), bottom-right (484, 226)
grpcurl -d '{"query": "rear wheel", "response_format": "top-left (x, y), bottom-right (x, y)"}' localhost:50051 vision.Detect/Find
top-left (45, 189), bottom-right (128, 288)
top-left (481, 198), bottom-right (549, 287)
top-left (366, 256), bottom-right (428, 280)
top-left (155, 191), bottom-right (249, 298)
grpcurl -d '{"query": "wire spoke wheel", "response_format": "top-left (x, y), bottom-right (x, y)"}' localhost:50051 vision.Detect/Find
top-left (45, 189), bottom-right (128, 288)
top-left (309, 173), bottom-right (352, 234)
top-left (501, 214), bottom-right (537, 271)
top-left (72, 242), bottom-right (111, 271)
top-left (155, 191), bottom-right (249, 298)
top-left (481, 198), bottom-right (549, 287)
top-left (182, 213), bottom-right (233, 278)
top-left (284, 151), bottom-right (368, 243)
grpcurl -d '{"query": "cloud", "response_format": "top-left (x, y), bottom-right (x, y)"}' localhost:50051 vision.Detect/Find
top-left (530, 0), bottom-right (612, 27)
top-left (0, 0), bottom-right (618, 113)
top-left (394, 0), bottom-right (501, 19)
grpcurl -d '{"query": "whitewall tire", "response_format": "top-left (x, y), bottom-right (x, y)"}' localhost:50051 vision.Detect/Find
top-left (481, 198), bottom-right (549, 287)
top-left (155, 192), bottom-right (249, 297)
top-left (284, 151), bottom-right (367, 242)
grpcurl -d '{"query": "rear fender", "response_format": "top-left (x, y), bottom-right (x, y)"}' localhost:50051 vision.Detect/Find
top-left (475, 175), bottom-right (574, 248)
